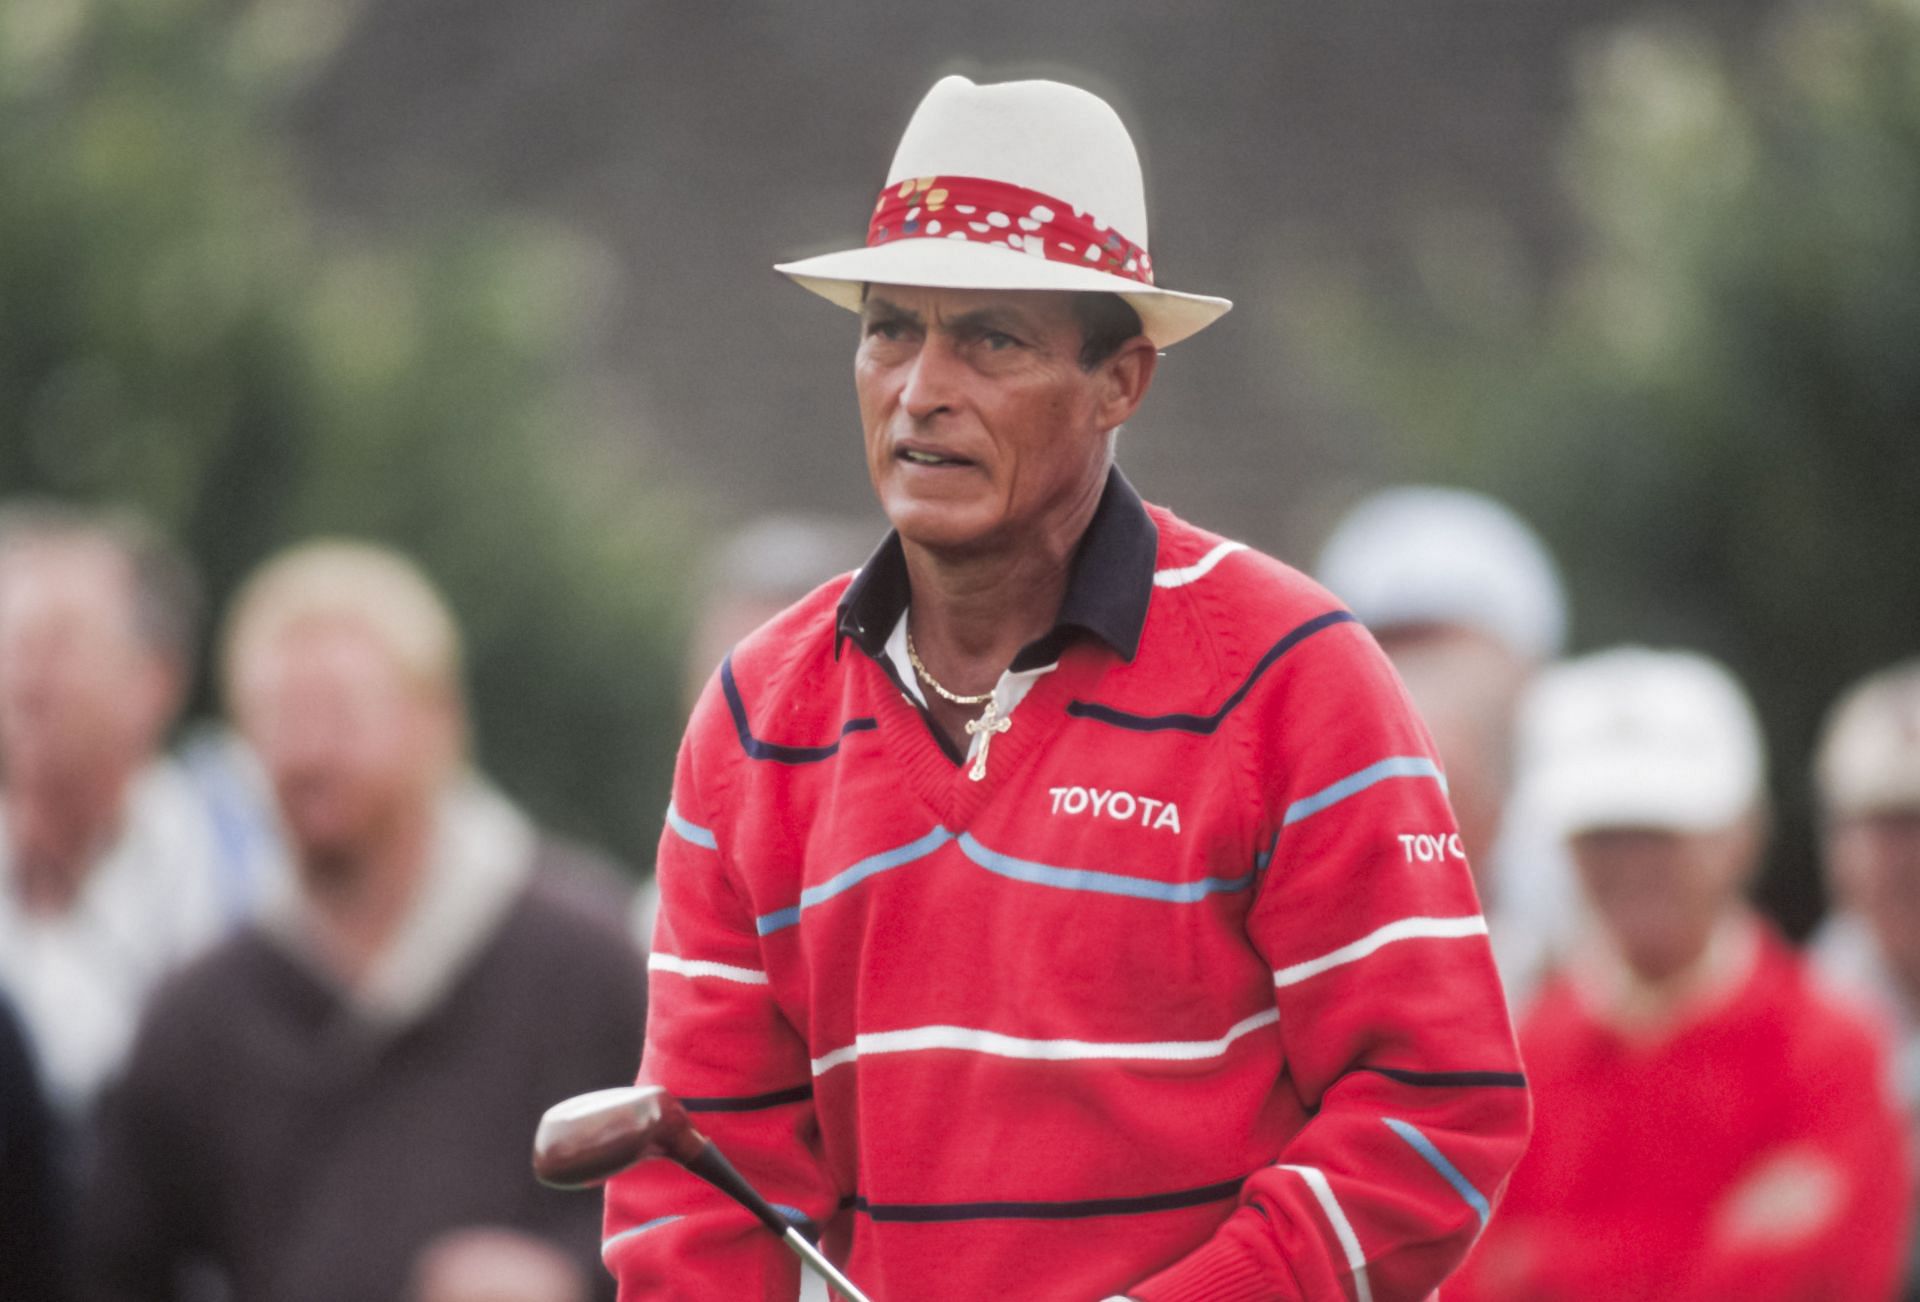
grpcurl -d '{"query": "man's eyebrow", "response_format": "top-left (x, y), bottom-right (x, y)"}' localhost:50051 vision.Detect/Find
top-left (941, 306), bottom-right (1034, 336)
top-left (861, 296), bottom-right (922, 328)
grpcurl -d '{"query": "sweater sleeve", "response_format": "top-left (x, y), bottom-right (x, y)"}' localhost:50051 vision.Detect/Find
top-left (602, 688), bottom-right (840, 1300)
top-left (1133, 618), bottom-right (1531, 1302)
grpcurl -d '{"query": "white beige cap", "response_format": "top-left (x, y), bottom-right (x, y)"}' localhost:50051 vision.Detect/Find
top-left (1524, 647), bottom-right (1765, 836)
top-left (1315, 486), bottom-right (1567, 663)
top-left (1816, 659), bottom-right (1920, 818)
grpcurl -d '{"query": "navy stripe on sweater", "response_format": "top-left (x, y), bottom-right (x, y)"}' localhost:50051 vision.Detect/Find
top-left (680, 1084), bottom-right (815, 1113)
top-left (1361, 1066), bottom-right (1527, 1090)
top-left (850, 1175), bottom-right (1246, 1223)
top-left (1066, 610), bottom-right (1356, 734)
top-left (722, 656), bottom-right (877, 763)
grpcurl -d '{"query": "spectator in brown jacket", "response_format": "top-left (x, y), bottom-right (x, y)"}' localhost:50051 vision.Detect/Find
top-left (78, 541), bottom-right (647, 1302)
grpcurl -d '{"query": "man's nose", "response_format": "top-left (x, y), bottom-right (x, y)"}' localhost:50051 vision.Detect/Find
top-left (899, 335), bottom-right (962, 420)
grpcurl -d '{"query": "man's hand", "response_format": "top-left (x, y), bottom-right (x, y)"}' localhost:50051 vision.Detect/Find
top-left (407, 1226), bottom-right (590, 1302)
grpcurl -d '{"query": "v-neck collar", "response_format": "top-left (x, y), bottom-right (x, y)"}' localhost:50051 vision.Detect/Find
top-left (864, 640), bottom-right (1104, 828)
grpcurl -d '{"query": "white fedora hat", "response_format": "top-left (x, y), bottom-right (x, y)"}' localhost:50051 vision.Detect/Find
top-left (775, 75), bottom-right (1233, 348)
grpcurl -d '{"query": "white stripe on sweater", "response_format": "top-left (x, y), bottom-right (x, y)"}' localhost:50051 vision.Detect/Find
top-left (810, 1006), bottom-right (1279, 1077)
top-left (1153, 540), bottom-right (1248, 589)
top-left (1278, 1164), bottom-right (1373, 1302)
top-left (647, 952), bottom-right (769, 985)
top-left (1272, 915), bottom-right (1488, 989)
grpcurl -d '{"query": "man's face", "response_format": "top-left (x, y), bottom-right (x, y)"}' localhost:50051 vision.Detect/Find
top-left (1829, 811), bottom-right (1920, 995)
top-left (236, 619), bottom-right (455, 872)
top-left (855, 285), bottom-right (1150, 556)
top-left (0, 540), bottom-right (176, 786)
top-left (1570, 821), bottom-right (1757, 983)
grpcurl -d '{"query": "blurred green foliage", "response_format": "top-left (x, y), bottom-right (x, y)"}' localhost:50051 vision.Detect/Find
top-left (1290, 0), bottom-right (1920, 931)
top-left (0, 0), bottom-right (691, 868)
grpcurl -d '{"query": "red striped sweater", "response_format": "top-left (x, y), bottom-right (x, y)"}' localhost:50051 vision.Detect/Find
top-left (605, 498), bottom-right (1530, 1301)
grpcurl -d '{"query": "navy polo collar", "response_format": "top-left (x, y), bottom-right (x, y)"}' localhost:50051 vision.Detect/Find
top-left (835, 464), bottom-right (1157, 669)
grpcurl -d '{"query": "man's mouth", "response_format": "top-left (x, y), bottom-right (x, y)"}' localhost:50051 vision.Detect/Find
top-left (898, 447), bottom-right (973, 467)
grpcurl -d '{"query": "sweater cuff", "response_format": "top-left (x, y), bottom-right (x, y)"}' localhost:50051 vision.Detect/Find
top-left (1129, 1217), bottom-right (1300, 1302)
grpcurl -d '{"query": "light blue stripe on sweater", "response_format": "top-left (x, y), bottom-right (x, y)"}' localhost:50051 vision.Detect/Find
top-left (1283, 756), bottom-right (1447, 827)
top-left (602, 1216), bottom-right (683, 1260)
top-left (1383, 1117), bottom-right (1491, 1227)
top-left (757, 826), bottom-right (955, 935)
top-left (957, 833), bottom-right (1255, 902)
top-left (666, 802), bottom-right (718, 850)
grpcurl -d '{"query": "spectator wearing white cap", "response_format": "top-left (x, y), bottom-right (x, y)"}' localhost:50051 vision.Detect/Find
top-left (1807, 659), bottom-right (1920, 1297)
top-left (1453, 647), bottom-right (1910, 1302)
top-left (1316, 486), bottom-right (1575, 1000)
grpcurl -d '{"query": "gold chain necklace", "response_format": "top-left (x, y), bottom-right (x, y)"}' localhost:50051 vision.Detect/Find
top-left (905, 628), bottom-right (993, 706)
top-left (905, 626), bottom-right (1012, 781)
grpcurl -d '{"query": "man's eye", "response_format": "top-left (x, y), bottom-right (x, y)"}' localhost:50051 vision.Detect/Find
top-left (982, 330), bottom-right (1020, 350)
top-left (866, 319), bottom-right (911, 341)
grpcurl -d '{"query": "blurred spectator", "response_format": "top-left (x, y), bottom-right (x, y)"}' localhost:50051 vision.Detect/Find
top-left (0, 502), bottom-right (270, 1119)
top-left (633, 513), bottom-right (878, 945)
top-left (1316, 485), bottom-right (1575, 998)
top-left (1808, 658), bottom-right (1920, 1296)
top-left (0, 988), bottom-right (66, 1300)
top-left (682, 513), bottom-right (880, 704)
top-left (1455, 647), bottom-right (1909, 1301)
top-left (78, 542), bottom-right (646, 1302)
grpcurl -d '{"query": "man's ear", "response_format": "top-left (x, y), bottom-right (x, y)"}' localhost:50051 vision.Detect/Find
top-left (1094, 336), bottom-right (1159, 431)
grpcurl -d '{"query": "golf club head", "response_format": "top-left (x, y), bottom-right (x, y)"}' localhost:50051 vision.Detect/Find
top-left (531, 1084), bottom-right (699, 1190)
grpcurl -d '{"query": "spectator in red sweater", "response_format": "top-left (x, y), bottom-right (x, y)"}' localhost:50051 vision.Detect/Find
top-left (1454, 646), bottom-right (1910, 1301)
top-left (606, 74), bottom-right (1528, 1301)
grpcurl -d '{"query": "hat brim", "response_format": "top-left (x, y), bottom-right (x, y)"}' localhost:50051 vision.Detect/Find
top-left (775, 238), bottom-right (1232, 348)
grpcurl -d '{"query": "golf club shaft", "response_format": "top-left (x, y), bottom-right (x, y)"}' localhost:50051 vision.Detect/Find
top-left (781, 1225), bottom-right (873, 1302)
top-left (685, 1140), bottom-right (873, 1301)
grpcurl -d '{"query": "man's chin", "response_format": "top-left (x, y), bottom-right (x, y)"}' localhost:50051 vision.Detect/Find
top-left (884, 498), bottom-right (1000, 554)
top-left (286, 822), bottom-right (374, 878)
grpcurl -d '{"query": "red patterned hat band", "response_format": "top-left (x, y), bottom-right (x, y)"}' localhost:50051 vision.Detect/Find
top-left (867, 175), bottom-right (1155, 287)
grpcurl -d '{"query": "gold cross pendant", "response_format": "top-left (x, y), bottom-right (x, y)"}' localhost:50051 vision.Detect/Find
top-left (965, 698), bottom-right (1012, 781)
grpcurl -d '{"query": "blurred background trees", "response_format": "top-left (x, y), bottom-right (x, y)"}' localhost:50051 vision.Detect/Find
top-left (1290, 0), bottom-right (1920, 931)
top-left (0, 0), bottom-right (691, 862)
top-left (3, 0), bottom-right (1915, 917)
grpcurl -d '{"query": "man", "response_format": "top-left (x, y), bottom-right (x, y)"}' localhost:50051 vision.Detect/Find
top-left (0, 503), bottom-right (258, 1118)
top-left (1316, 486), bottom-right (1576, 1001)
top-left (1807, 658), bottom-right (1920, 1296)
top-left (1454, 648), bottom-right (1909, 1300)
top-left (78, 542), bottom-right (647, 1302)
top-left (607, 76), bottom-right (1528, 1300)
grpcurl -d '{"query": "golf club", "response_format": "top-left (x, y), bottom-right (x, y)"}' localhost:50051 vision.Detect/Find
top-left (532, 1084), bottom-right (873, 1302)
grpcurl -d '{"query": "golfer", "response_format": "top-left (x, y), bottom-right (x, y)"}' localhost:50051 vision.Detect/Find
top-left (607, 75), bottom-right (1529, 1301)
